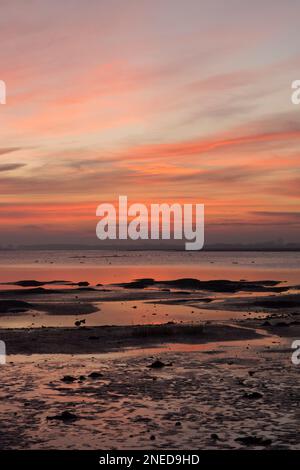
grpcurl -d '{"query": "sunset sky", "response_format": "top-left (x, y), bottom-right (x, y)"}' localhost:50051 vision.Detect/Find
top-left (0, 0), bottom-right (300, 246)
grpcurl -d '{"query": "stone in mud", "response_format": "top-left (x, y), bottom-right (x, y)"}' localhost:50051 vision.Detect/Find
top-left (274, 321), bottom-right (290, 327)
top-left (88, 371), bottom-right (103, 379)
top-left (148, 360), bottom-right (167, 369)
top-left (243, 391), bottom-right (263, 399)
top-left (235, 436), bottom-right (272, 446)
top-left (47, 411), bottom-right (78, 422)
top-left (61, 375), bottom-right (76, 383)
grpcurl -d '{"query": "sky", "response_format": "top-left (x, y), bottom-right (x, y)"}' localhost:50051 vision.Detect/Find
top-left (0, 0), bottom-right (300, 246)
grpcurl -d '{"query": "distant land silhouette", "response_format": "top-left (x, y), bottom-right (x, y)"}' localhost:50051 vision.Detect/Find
top-left (1, 241), bottom-right (300, 251)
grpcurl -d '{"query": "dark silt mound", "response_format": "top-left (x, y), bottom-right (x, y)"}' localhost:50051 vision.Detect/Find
top-left (251, 294), bottom-right (300, 309)
top-left (116, 277), bottom-right (286, 293)
top-left (0, 280), bottom-right (72, 287)
top-left (0, 287), bottom-right (61, 296)
top-left (0, 286), bottom-right (97, 298)
top-left (0, 323), bottom-right (261, 354)
top-left (0, 300), bottom-right (33, 314)
top-left (0, 299), bottom-right (98, 317)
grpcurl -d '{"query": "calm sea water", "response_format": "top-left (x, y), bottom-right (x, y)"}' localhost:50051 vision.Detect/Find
top-left (0, 250), bottom-right (299, 285)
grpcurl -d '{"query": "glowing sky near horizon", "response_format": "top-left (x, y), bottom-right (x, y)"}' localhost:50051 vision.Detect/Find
top-left (0, 0), bottom-right (300, 245)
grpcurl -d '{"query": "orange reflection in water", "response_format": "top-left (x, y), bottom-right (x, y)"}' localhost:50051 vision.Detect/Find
top-left (0, 264), bottom-right (299, 286)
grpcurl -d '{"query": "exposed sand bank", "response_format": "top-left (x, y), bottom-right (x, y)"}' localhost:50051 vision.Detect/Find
top-left (0, 323), bottom-right (261, 355)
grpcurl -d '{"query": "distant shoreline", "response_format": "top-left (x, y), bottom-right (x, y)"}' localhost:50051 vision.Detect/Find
top-left (1, 247), bottom-right (300, 252)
